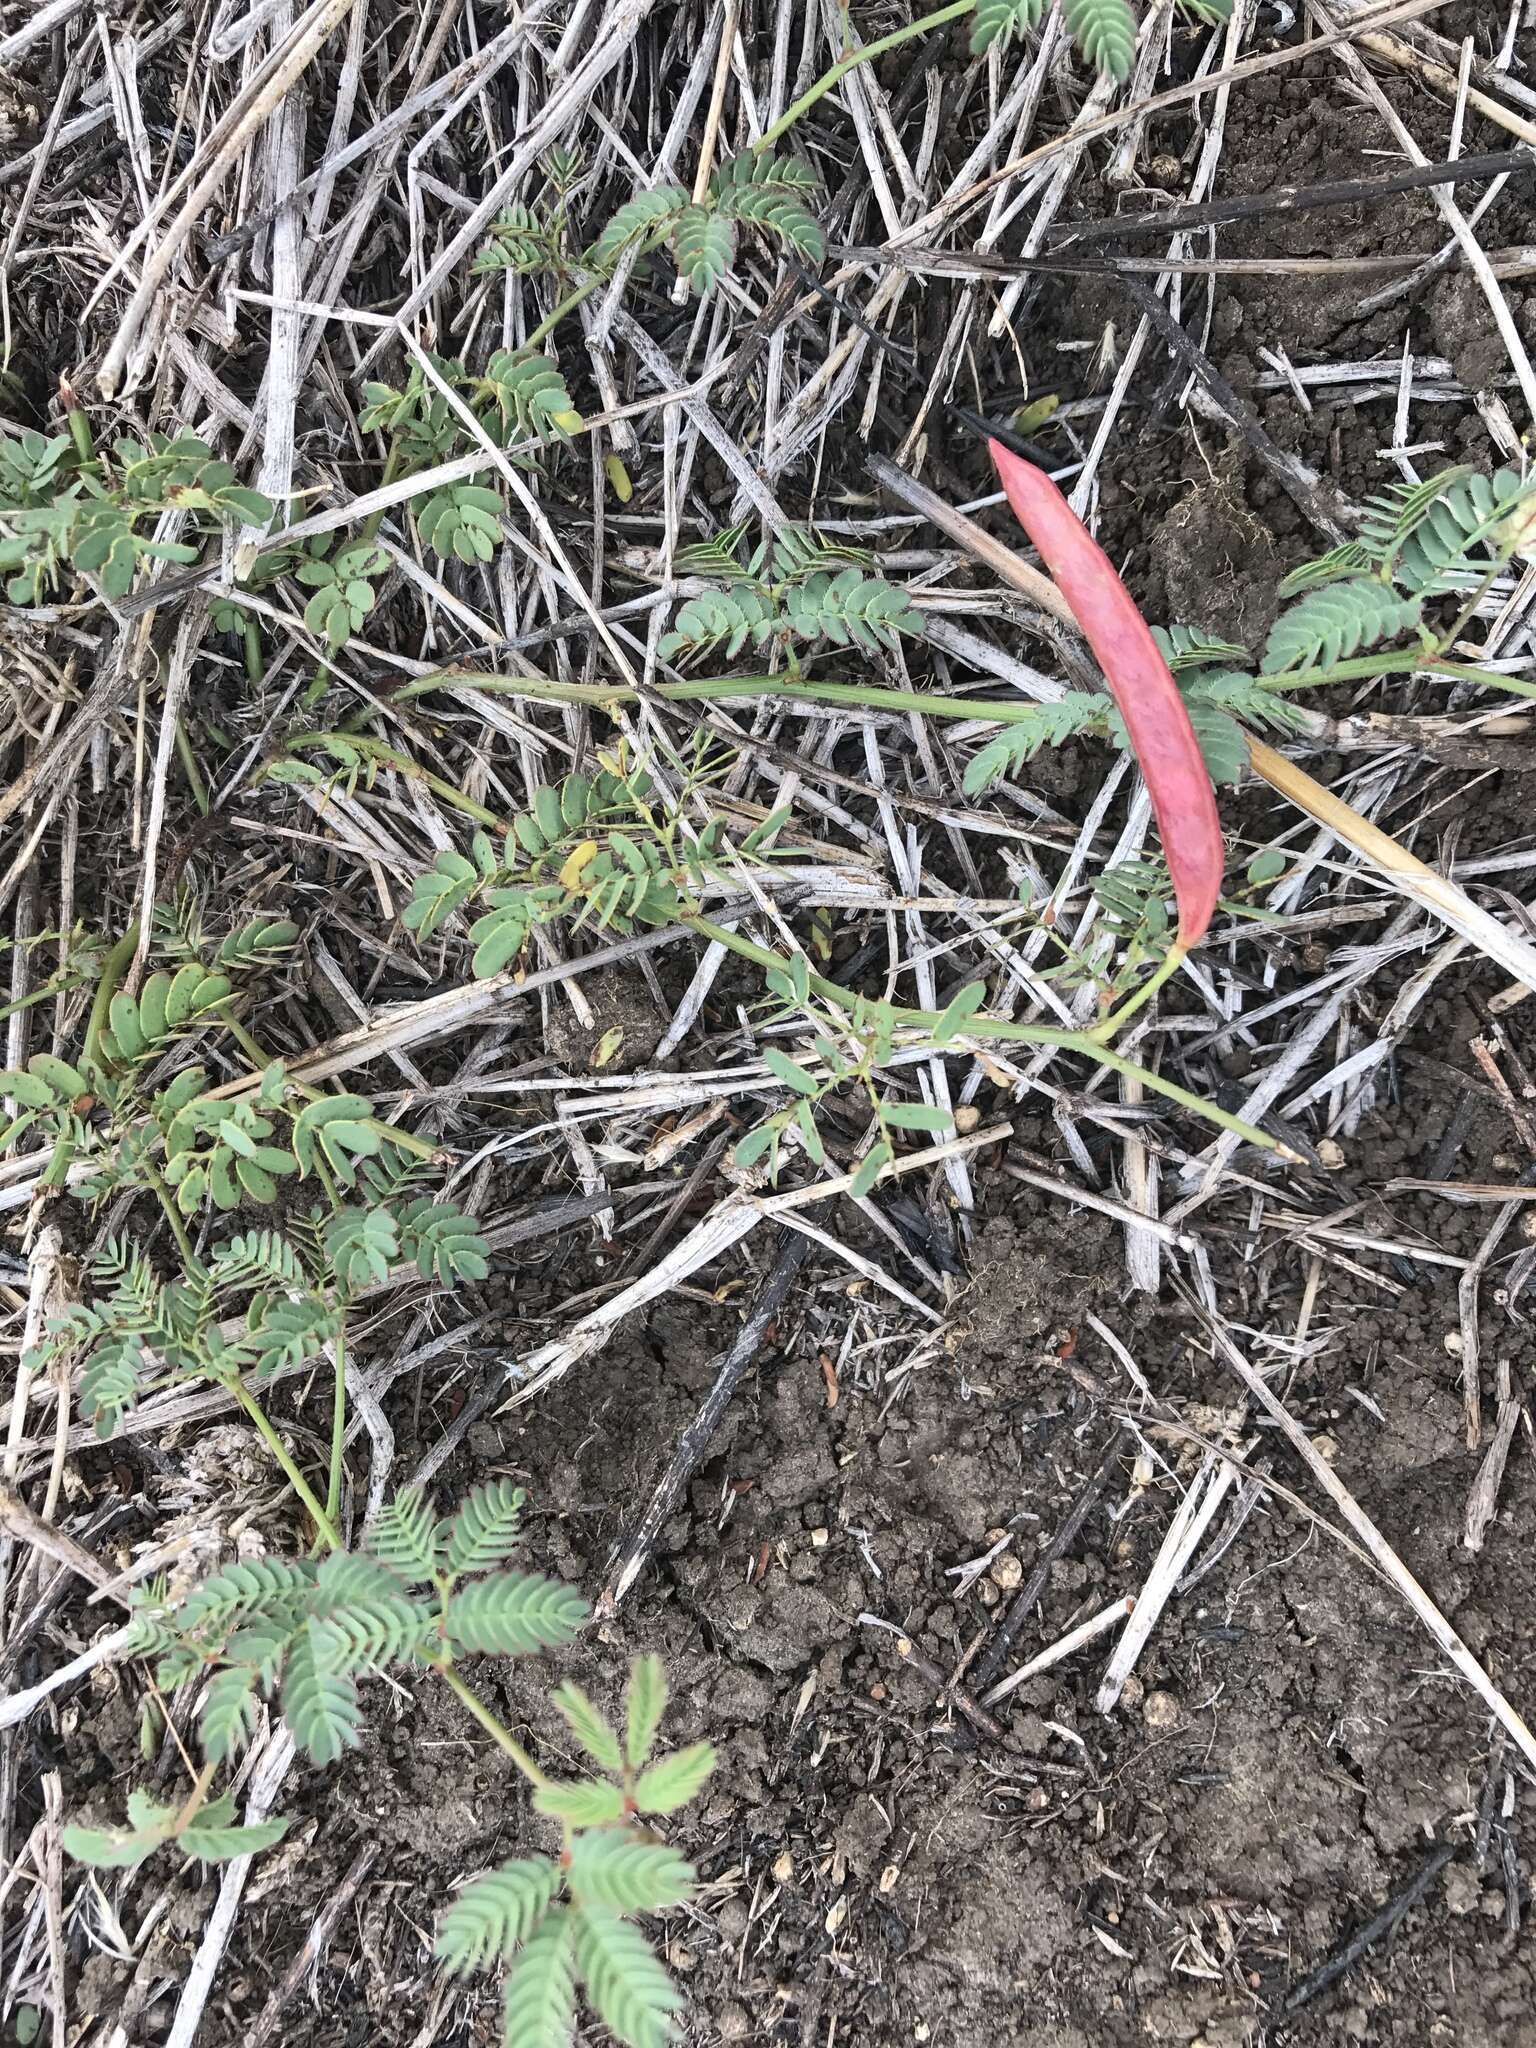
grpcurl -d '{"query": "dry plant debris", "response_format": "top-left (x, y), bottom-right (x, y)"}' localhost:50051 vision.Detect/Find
top-left (2, 0), bottom-right (1536, 2041)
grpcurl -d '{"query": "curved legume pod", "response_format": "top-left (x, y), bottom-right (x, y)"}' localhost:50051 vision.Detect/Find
top-left (988, 438), bottom-right (1224, 950)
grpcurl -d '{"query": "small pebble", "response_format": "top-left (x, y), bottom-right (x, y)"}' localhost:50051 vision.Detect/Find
top-left (1317, 1137), bottom-right (1345, 1170)
top-left (1143, 1690), bottom-right (1181, 1730)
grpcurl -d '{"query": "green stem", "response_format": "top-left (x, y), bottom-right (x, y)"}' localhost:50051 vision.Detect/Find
top-left (326, 1323), bottom-right (347, 1530)
top-left (82, 926), bottom-right (142, 1075)
top-left (228, 1377), bottom-right (343, 1548)
top-left (1088, 942), bottom-right (1187, 1042)
top-left (1262, 651), bottom-right (1536, 702)
top-left (175, 717), bottom-right (211, 817)
top-left (685, 914), bottom-right (1288, 1157)
top-left (524, 271), bottom-right (606, 352)
top-left (263, 732), bottom-right (504, 827)
top-left (438, 1667), bottom-right (549, 1786)
top-left (360, 445), bottom-right (403, 546)
top-left (145, 1161), bottom-right (202, 1276)
top-left (241, 619), bottom-right (265, 688)
top-left (754, 0), bottom-right (972, 154)
top-left (223, 1301), bottom-right (546, 1790)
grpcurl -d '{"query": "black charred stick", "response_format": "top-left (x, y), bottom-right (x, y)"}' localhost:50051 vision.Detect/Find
top-left (1283, 1843), bottom-right (1456, 2014)
top-left (595, 1229), bottom-right (810, 1616)
top-left (1053, 146), bottom-right (1535, 246)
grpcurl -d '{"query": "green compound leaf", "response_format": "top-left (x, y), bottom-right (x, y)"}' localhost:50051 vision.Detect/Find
top-left (478, 350), bottom-right (582, 445)
top-left (626, 1654), bottom-right (667, 1769)
top-left (324, 1205), bottom-right (400, 1291)
top-left (445, 1571), bottom-right (588, 1656)
top-left (416, 483), bottom-right (505, 565)
top-left (445, 1477), bottom-right (526, 1573)
top-left (634, 1741), bottom-right (717, 1816)
top-left (711, 153), bottom-right (825, 262)
top-left (566, 1832), bottom-right (696, 1914)
top-left (309, 1551), bottom-right (429, 1674)
top-left (533, 1778), bottom-right (626, 1828)
top-left (199, 1666), bottom-right (261, 1765)
top-left (552, 1681), bottom-right (624, 1772)
top-left (393, 1198), bottom-right (491, 1285)
top-left (961, 694), bottom-right (1108, 795)
top-left (1259, 578), bottom-right (1424, 675)
top-left (436, 1854), bottom-right (562, 1974)
top-left (970, 0), bottom-right (1044, 55)
top-left (671, 206), bottom-right (737, 295)
top-left (501, 1911), bottom-right (578, 2048)
top-left (1062, 0), bottom-right (1138, 77)
top-left (215, 917), bottom-right (300, 970)
top-left (779, 569), bottom-right (917, 651)
top-left (588, 185), bottom-right (691, 272)
top-left (658, 586), bottom-right (776, 664)
top-left (572, 1904), bottom-right (683, 2048)
top-left (177, 1795), bottom-right (290, 1864)
top-left (290, 1093), bottom-right (381, 1187)
top-left (281, 1620), bottom-right (362, 1766)
top-left (368, 1485), bottom-right (442, 1584)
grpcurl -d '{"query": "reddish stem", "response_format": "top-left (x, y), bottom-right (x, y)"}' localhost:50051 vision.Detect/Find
top-left (988, 439), bottom-right (1224, 950)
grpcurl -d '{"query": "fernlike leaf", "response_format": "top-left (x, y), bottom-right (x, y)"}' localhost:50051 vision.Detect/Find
top-left (177, 1794), bottom-right (290, 1864)
top-left (310, 1551), bottom-right (428, 1672)
top-left (1259, 578), bottom-right (1424, 675)
top-left (588, 185), bottom-right (691, 271)
top-left (625, 1653), bottom-right (668, 1770)
top-left (436, 1854), bottom-right (561, 1974)
top-left (369, 1485), bottom-right (442, 1583)
top-left (670, 206), bottom-right (736, 295)
top-left (501, 1911), bottom-right (578, 2048)
top-left (199, 1666), bottom-right (262, 1764)
top-left (552, 1681), bottom-right (624, 1772)
top-left (711, 154), bottom-right (825, 262)
top-left (988, 440), bottom-right (1222, 951)
top-left (445, 1477), bottom-right (526, 1573)
top-left (572, 1904), bottom-right (682, 2048)
top-left (281, 1621), bottom-right (362, 1766)
top-left (533, 1778), bottom-right (627, 1827)
top-left (445, 1571), bottom-right (589, 1657)
top-left (970, 0), bottom-right (1044, 54)
top-left (1062, 0), bottom-right (1138, 77)
top-left (633, 1741), bottom-right (716, 1816)
top-left (567, 1832), bottom-right (696, 1914)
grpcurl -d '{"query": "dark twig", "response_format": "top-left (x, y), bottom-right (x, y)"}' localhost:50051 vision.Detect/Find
top-left (1054, 146), bottom-right (1535, 245)
top-left (594, 1230), bottom-right (810, 1617)
top-left (1283, 1843), bottom-right (1456, 2013)
top-left (968, 1431), bottom-right (1122, 1694)
top-left (1112, 278), bottom-right (1352, 543)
